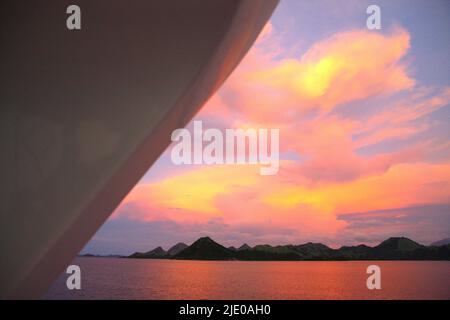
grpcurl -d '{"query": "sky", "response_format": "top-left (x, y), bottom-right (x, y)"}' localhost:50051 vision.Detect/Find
top-left (82, 0), bottom-right (450, 255)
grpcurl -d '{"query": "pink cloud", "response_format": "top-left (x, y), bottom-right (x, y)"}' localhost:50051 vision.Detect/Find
top-left (110, 23), bottom-right (450, 246)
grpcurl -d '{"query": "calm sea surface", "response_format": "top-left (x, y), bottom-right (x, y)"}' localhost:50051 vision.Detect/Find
top-left (43, 257), bottom-right (450, 299)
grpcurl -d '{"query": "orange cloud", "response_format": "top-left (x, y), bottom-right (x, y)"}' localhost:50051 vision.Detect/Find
top-left (265, 162), bottom-right (450, 215)
top-left (115, 159), bottom-right (450, 242)
top-left (120, 165), bottom-right (261, 222)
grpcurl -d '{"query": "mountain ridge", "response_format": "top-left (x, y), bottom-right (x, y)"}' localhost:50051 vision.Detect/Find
top-left (126, 236), bottom-right (450, 261)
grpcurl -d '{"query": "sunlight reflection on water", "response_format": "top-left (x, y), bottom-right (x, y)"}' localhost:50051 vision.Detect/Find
top-left (44, 258), bottom-right (450, 299)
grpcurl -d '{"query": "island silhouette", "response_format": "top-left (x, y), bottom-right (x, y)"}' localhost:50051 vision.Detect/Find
top-left (100, 236), bottom-right (450, 261)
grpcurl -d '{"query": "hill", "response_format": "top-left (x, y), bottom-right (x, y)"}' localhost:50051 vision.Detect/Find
top-left (129, 246), bottom-right (167, 259)
top-left (431, 238), bottom-right (450, 247)
top-left (173, 237), bottom-right (235, 260)
top-left (167, 242), bottom-right (188, 256)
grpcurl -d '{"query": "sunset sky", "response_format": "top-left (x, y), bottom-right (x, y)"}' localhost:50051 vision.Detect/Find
top-left (83, 0), bottom-right (450, 255)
